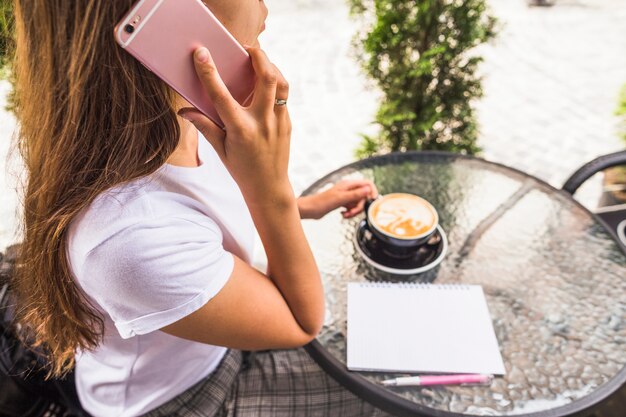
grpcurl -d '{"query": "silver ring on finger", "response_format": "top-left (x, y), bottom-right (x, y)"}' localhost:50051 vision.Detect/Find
top-left (274, 98), bottom-right (287, 107)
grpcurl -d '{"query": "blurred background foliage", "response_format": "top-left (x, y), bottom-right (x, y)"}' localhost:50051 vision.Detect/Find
top-left (0, 0), bottom-right (13, 79)
top-left (347, 0), bottom-right (497, 157)
top-left (617, 84), bottom-right (626, 143)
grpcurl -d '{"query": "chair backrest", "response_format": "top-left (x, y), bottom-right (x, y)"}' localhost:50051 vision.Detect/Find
top-left (594, 204), bottom-right (626, 247)
top-left (562, 150), bottom-right (626, 195)
top-left (562, 150), bottom-right (626, 249)
top-left (0, 245), bottom-right (89, 417)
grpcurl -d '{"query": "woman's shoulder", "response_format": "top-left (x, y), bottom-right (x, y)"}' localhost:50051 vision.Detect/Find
top-left (70, 181), bottom-right (152, 239)
top-left (67, 179), bottom-right (219, 263)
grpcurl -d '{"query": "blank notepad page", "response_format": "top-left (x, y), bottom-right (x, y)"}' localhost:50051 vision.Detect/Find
top-left (347, 282), bottom-right (506, 375)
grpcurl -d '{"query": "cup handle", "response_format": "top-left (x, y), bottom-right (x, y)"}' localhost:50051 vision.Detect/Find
top-left (364, 197), bottom-right (378, 214)
top-left (363, 197), bottom-right (379, 231)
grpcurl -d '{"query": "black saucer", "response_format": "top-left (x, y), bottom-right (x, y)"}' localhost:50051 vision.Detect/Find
top-left (354, 220), bottom-right (448, 275)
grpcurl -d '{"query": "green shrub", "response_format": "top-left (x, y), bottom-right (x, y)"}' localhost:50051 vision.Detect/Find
top-left (0, 0), bottom-right (13, 79)
top-left (347, 0), bottom-right (497, 157)
top-left (617, 84), bottom-right (626, 143)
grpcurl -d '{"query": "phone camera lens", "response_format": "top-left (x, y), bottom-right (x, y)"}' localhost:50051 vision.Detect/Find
top-left (124, 24), bottom-right (135, 34)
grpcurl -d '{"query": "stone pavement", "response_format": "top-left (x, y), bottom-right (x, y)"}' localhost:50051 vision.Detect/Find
top-left (474, 0), bottom-right (626, 193)
top-left (1, 0), bottom-right (626, 249)
top-left (0, 80), bottom-right (19, 250)
top-left (258, 0), bottom-right (626, 197)
top-left (258, 0), bottom-right (383, 195)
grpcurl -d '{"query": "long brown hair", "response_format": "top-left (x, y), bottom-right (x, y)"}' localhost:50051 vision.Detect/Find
top-left (12, 0), bottom-right (180, 377)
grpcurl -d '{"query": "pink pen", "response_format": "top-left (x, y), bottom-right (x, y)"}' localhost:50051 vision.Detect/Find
top-left (381, 374), bottom-right (493, 387)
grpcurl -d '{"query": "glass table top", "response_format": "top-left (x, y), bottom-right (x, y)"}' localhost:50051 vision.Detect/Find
top-left (301, 152), bottom-right (626, 416)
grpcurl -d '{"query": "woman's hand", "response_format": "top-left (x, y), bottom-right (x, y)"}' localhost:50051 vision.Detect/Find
top-left (178, 46), bottom-right (293, 206)
top-left (298, 179), bottom-right (378, 220)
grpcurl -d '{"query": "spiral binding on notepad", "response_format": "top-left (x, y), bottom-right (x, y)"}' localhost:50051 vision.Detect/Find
top-left (357, 282), bottom-right (471, 290)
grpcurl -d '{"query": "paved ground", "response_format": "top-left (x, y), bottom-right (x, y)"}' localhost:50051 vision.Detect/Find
top-left (258, 0), bottom-right (626, 195)
top-left (0, 80), bottom-right (19, 250)
top-left (475, 0), bottom-right (626, 189)
top-left (1, 0), bottom-right (626, 250)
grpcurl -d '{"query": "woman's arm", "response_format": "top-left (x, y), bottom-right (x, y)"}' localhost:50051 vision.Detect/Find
top-left (162, 46), bottom-right (324, 348)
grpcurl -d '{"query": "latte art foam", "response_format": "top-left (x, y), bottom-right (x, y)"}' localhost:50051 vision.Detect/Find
top-left (370, 194), bottom-right (437, 239)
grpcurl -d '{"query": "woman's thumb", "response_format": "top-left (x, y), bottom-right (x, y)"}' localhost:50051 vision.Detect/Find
top-left (178, 108), bottom-right (226, 159)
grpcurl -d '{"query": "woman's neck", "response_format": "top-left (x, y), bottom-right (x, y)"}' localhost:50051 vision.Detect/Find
top-left (167, 98), bottom-right (201, 168)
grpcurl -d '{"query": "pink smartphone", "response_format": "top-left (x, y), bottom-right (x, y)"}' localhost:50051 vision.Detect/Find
top-left (114, 0), bottom-right (256, 129)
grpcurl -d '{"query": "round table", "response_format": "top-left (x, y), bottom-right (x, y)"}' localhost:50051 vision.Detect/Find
top-left (300, 152), bottom-right (626, 417)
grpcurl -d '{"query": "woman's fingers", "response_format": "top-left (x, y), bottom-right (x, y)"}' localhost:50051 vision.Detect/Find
top-left (343, 199), bottom-right (366, 218)
top-left (193, 47), bottom-right (241, 125)
top-left (338, 179), bottom-right (370, 189)
top-left (347, 185), bottom-right (372, 202)
top-left (337, 179), bottom-right (379, 198)
top-left (270, 64), bottom-right (292, 142)
top-left (246, 47), bottom-right (279, 115)
top-left (272, 63), bottom-right (290, 108)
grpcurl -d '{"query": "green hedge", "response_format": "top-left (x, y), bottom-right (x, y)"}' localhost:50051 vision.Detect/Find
top-left (347, 0), bottom-right (496, 157)
top-left (0, 0), bottom-right (13, 78)
top-left (617, 84), bottom-right (626, 143)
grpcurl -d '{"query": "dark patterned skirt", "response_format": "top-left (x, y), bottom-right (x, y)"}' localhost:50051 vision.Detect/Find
top-left (143, 348), bottom-right (393, 416)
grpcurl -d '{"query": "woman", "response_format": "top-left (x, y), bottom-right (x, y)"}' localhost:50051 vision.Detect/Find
top-left (12, 0), bottom-right (391, 416)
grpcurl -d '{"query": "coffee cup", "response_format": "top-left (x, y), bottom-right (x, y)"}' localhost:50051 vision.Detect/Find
top-left (363, 193), bottom-right (439, 257)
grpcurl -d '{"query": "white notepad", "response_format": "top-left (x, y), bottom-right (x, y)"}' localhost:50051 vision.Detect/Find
top-left (347, 282), bottom-right (506, 375)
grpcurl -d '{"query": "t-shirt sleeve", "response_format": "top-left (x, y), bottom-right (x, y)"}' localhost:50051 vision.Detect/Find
top-left (80, 214), bottom-right (234, 339)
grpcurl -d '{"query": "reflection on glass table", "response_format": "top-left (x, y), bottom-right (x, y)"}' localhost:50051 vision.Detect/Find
top-left (301, 152), bottom-right (626, 417)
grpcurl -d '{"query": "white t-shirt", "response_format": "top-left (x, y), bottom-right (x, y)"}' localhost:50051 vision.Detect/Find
top-left (67, 133), bottom-right (255, 417)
